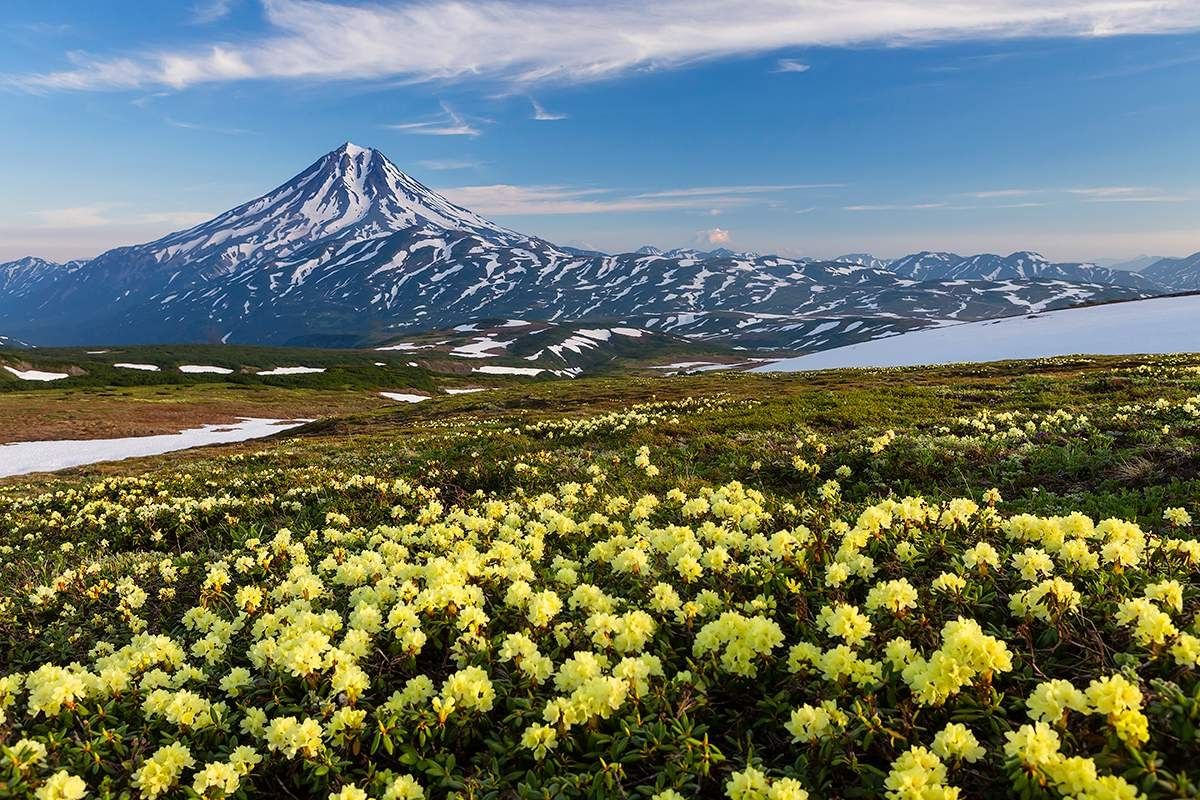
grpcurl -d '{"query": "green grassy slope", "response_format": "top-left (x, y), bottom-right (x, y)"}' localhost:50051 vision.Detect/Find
top-left (0, 353), bottom-right (1198, 799)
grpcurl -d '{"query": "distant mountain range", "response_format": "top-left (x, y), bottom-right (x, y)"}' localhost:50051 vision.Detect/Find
top-left (1, 143), bottom-right (1196, 351)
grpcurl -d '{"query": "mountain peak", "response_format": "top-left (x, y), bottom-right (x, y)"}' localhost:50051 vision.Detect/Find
top-left (336, 141), bottom-right (373, 157)
top-left (124, 144), bottom-right (528, 272)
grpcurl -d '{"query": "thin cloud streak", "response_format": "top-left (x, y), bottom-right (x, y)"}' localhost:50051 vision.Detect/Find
top-left (7, 0), bottom-right (1200, 91)
top-left (1068, 186), bottom-right (1190, 202)
top-left (438, 184), bottom-right (766, 215)
top-left (191, 0), bottom-right (236, 24)
top-left (386, 102), bottom-right (481, 136)
top-left (530, 98), bottom-right (567, 120)
top-left (165, 115), bottom-right (255, 135)
top-left (774, 58), bottom-right (811, 73)
top-left (843, 202), bottom-right (950, 211)
top-left (417, 158), bottom-right (484, 170)
top-left (968, 188), bottom-right (1037, 198)
top-left (636, 183), bottom-right (843, 199)
top-left (30, 205), bottom-right (213, 229)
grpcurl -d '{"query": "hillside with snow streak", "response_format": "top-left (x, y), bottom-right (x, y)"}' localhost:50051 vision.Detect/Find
top-left (755, 295), bottom-right (1200, 372)
top-left (0, 144), bottom-right (1171, 349)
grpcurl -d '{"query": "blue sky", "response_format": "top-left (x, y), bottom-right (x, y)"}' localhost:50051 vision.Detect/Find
top-left (2, 0), bottom-right (1198, 263)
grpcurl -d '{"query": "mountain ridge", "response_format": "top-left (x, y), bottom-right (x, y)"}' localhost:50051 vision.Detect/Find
top-left (0, 143), bottom-right (1189, 351)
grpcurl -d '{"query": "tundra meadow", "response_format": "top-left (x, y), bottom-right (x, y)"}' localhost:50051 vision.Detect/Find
top-left (2, 357), bottom-right (1199, 800)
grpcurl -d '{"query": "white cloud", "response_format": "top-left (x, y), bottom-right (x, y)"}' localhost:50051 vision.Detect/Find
top-left (530, 98), bottom-right (567, 120)
top-left (165, 115), bottom-right (254, 135)
top-left (8, 0), bottom-right (1200, 92)
top-left (439, 184), bottom-right (762, 215)
top-left (30, 205), bottom-right (211, 229)
top-left (32, 206), bottom-right (114, 228)
top-left (705, 227), bottom-right (732, 245)
top-left (968, 188), bottom-right (1036, 198)
top-left (387, 102), bottom-right (481, 136)
top-left (635, 183), bottom-right (841, 199)
top-left (774, 58), bottom-right (810, 73)
top-left (417, 158), bottom-right (483, 170)
top-left (1067, 186), bottom-right (1189, 202)
top-left (191, 0), bottom-right (236, 24)
top-left (843, 202), bottom-right (950, 211)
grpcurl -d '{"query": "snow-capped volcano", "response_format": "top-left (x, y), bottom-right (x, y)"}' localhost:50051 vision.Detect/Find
top-left (0, 143), bottom-right (1181, 349)
top-left (135, 142), bottom-right (527, 277)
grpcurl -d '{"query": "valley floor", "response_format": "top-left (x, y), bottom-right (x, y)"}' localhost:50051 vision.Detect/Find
top-left (1, 354), bottom-right (1198, 798)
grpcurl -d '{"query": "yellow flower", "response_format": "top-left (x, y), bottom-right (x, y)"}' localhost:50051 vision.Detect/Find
top-left (1003, 722), bottom-right (1062, 769)
top-left (931, 723), bottom-right (986, 763)
top-left (726, 766), bottom-right (769, 800)
top-left (1163, 507), bottom-right (1192, 526)
top-left (382, 774), bottom-right (425, 800)
top-left (132, 743), bottom-right (195, 799)
top-left (884, 747), bottom-right (952, 800)
top-left (192, 761), bottom-right (240, 797)
top-left (520, 723), bottom-right (558, 759)
top-left (36, 771), bottom-right (87, 800)
top-left (865, 579), bottom-right (919, 615)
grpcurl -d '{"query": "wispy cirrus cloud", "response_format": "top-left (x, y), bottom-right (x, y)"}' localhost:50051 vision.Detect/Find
top-left (843, 202), bottom-right (952, 211)
top-left (165, 115), bottom-right (255, 135)
top-left (1067, 186), bottom-right (1190, 202)
top-left (635, 183), bottom-right (842, 199)
top-left (417, 158), bottom-right (484, 170)
top-left (438, 184), bottom-right (785, 215)
top-left (31, 205), bottom-right (212, 229)
top-left (774, 58), bottom-right (810, 73)
top-left (7, 0), bottom-right (1200, 92)
top-left (386, 102), bottom-right (482, 136)
top-left (966, 188), bottom-right (1038, 198)
top-left (529, 98), bottom-right (566, 120)
top-left (191, 0), bottom-right (236, 24)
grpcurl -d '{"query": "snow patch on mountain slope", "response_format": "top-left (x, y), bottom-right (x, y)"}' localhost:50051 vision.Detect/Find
top-left (756, 295), bottom-right (1200, 371)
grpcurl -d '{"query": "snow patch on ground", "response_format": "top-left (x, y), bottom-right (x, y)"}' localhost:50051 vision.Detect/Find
top-left (379, 392), bottom-right (430, 403)
top-left (757, 295), bottom-right (1200, 372)
top-left (0, 418), bottom-right (310, 478)
top-left (114, 363), bottom-right (160, 372)
top-left (473, 365), bottom-right (544, 376)
top-left (4, 366), bottom-right (69, 382)
top-left (256, 366), bottom-right (326, 376)
top-left (179, 365), bottom-right (234, 375)
top-left (445, 387), bottom-right (490, 394)
top-left (375, 342), bottom-right (431, 351)
top-left (650, 361), bottom-right (724, 370)
top-left (450, 337), bottom-right (512, 358)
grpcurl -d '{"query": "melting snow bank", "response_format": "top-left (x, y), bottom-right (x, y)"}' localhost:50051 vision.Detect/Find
top-left (4, 366), bottom-right (70, 382)
top-left (256, 366), bottom-right (326, 376)
top-left (0, 418), bottom-right (311, 479)
top-left (180, 365), bottom-right (234, 375)
top-left (473, 365), bottom-right (544, 376)
top-left (755, 295), bottom-right (1200, 372)
top-left (379, 392), bottom-right (430, 403)
top-left (114, 363), bottom-right (161, 371)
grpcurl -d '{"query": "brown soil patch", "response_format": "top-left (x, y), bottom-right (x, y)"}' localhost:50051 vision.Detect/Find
top-left (0, 387), bottom-right (392, 443)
